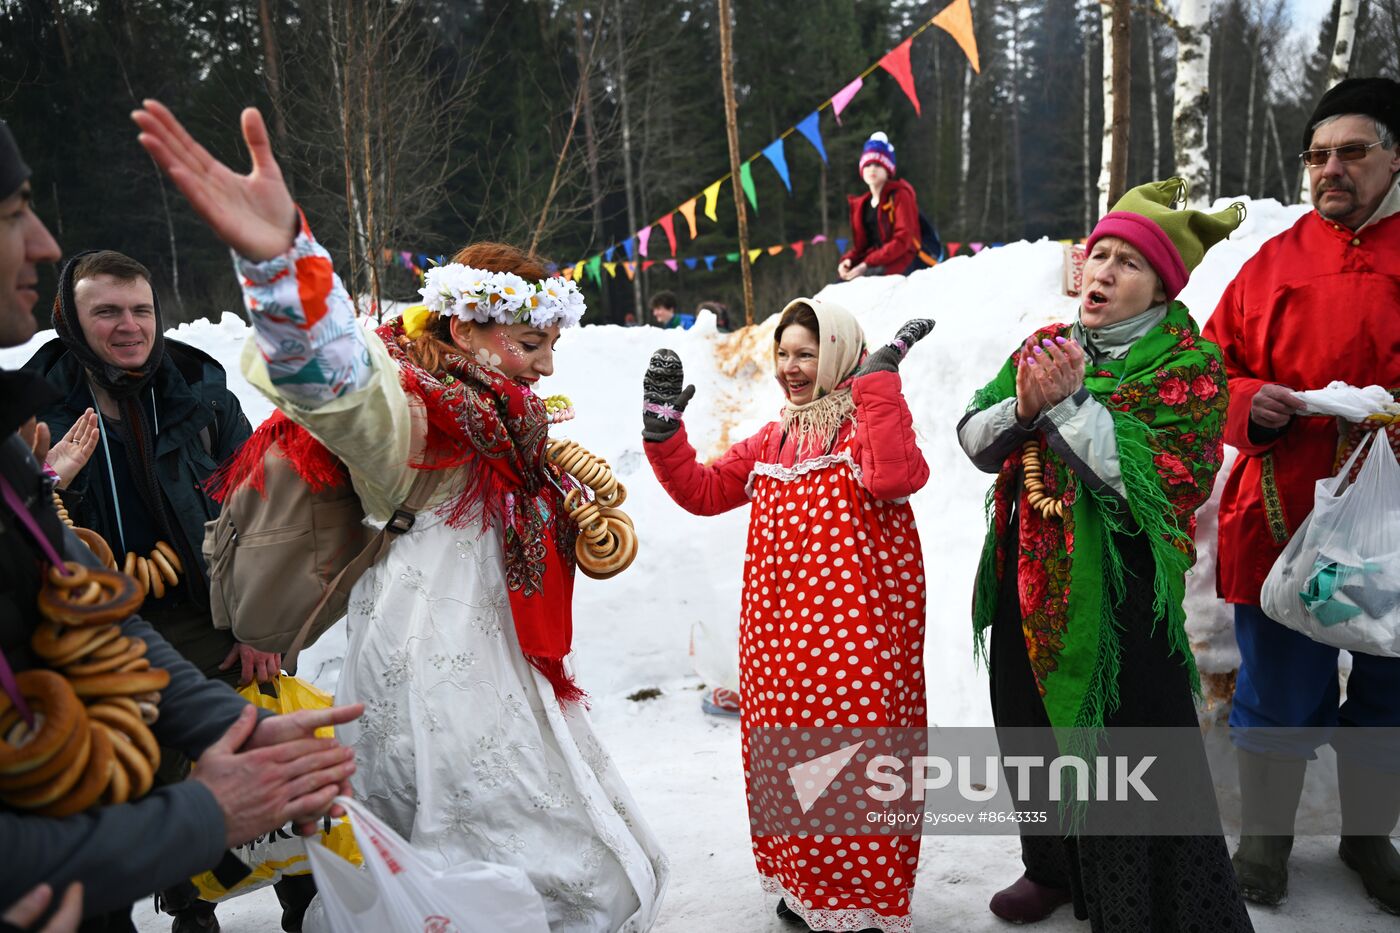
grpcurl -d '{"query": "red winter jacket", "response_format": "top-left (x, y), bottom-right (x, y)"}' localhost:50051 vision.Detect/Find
top-left (645, 370), bottom-right (929, 514)
top-left (842, 178), bottom-right (922, 275)
top-left (1203, 207), bottom-right (1400, 605)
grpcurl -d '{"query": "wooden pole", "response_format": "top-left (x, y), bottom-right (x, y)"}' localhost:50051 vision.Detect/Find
top-left (1107, 0), bottom-right (1131, 206)
top-left (717, 0), bottom-right (755, 327)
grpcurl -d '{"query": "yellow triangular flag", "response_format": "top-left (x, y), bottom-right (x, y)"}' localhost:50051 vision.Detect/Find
top-left (748, 248), bottom-right (763, 263)
top-left (603, 261), bottom-right (617, 278)
top-left (933, 0), bottom-right (980, 73)
top-left (703, 180), bottom-right (723, 222)
top-left (572, 261), bottom-right (584, 280)
top-left (679, 198), bottom-right (699, 239)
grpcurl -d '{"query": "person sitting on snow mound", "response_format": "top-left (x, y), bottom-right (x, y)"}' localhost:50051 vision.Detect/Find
top-left (642, 300), bottom-right (933, 933)
top-left (837, 132), bottom-right (938, 280)
top-left (131, 100), bottom-right (668, 932)
top-left (957, 178), bottom-right (1252, 930)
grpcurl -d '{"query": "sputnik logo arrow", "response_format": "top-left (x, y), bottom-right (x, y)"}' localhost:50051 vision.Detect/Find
top-left (786, 742), bottom-right (864, 814)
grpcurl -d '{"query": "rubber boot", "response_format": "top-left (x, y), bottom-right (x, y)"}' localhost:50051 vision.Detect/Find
top-left (1337, 755), bottom-right (1400, 915)
top-left (1231, 748), bottom-right (1306, 907)
top-left (988, 873), bottom-right (1072, 923)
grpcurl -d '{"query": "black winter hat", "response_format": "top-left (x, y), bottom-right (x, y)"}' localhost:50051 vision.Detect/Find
top-left (0, 121), bottom-right (30, 201)
top-left (1303, 77), bottom-right (1400, 150)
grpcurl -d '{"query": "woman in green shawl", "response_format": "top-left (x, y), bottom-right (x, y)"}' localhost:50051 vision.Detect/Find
top-left (958, 179), bottom-right (1255, 931)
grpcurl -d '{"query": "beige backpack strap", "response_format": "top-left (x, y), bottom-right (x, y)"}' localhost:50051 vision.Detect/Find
top-left (283, 466), bottom-right (447, 673)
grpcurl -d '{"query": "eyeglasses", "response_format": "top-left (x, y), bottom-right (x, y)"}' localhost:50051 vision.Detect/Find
top-left (1298, 140), bottom-right (1385, 166)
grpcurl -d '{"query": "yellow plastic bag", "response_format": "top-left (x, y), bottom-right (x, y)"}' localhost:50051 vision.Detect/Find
top-left (190, 676), bottom-right (363, 901)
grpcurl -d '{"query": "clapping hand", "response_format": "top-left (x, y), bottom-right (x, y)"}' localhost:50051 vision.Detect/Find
top-left (44, 409), bottom-right (99, 490)
top-left (641, 350), bottom-right (696, 442)
top-left (1015, 334), bottom-right (1086, 424)
top-left (856, 318), bottom-right (936, 376)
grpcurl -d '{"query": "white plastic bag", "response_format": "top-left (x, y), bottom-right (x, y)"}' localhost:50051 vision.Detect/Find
top-left (690, 619), bottom-right (740, 692)
top-left (303, 796), bottom-right (550, 933)
top-left (1262, 430), bottom-right (1400, 657)
top-left (1293, 381), bottom-right (1400, 422)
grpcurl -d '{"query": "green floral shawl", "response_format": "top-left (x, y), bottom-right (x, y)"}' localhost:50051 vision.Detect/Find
top-left (969, 301), bottom-right (1228, 733)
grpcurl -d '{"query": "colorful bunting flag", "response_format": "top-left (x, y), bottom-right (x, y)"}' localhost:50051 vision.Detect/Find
top-left (703, 180), bottom-right (723, 222)
top-left (748, 248), bottom-right (763, 264)
top-left (739, 163), bottom-right (758, 213)
top-left (933, 0), bottom-right (981, 73)
top-left (725, 252), bottom-right (740, 263)
top-left (971, 243), bottom-right (985, 253)
top-left (947, 242), bottom-right (961, 256)
top-left (879, 37), bottom-right (921, 115)
top-left (623, 261), bottom-right (636, 280)
top-left (622, 237), bottom-right (635, 260)
top-left (604, 245), bottom-right (615, 262)
top-left (603, 261), bottom-right (618, 278)
top-left (795, 112), bottom-right (828, 164)
top-left (638, 226), bottom-right (653, 257)
top-left (658, 214), bottom-right (678, 255)
top-left (831, 77), bottom-right (863, 125)
top-left (761, 138), bottom-right (792, 193)
top-left (835, 237), bottom-right (849, 254)
top-left (679, 198), bottom-right (699, 239)
top-left (767, 245), bottom-right (784, 256)
top-left (643, 260), bottom-right (656, 271)
top-left (561, 266), bottom-right (574, 280)
top-left (684, 257), bottom-right (699, 270)
top-left (664, 259), bottom-right (678, 271)
top-left (573, 261), bottom-right (585, 281)
top-left (791, 241), bottom-right (806, 259)
top-left (585, 256), bottom-right (602, 287)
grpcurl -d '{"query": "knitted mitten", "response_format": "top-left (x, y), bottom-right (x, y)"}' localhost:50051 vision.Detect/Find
top-left (857, 318), bottom-right (936, 375)
top-left (642, 349), bottom-right (696, 442)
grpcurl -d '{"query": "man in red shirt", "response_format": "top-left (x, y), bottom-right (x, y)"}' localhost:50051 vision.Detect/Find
top-left (1204, 77), bottom-right (1400, 915)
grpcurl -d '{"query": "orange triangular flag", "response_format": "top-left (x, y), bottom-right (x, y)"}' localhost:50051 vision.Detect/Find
top-left (622, 261), bottom-right (635, 280)
top-left (933, 0), bottom-right (980, 73)
top-left (767, 245), bottom-right (783, 256)
top-left (678, 198), bottom-right (699, 239)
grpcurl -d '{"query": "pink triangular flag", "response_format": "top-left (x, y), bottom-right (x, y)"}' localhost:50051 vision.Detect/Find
top-left (664, 259), bottom-right (678, 272)
top-left (811, 234), bottom-right (828, 244)
top-left (971, 242), bottom-right (985, 253)
top-left (879, 38), bottom-right (920, 115)
top-left (637, 225), bottom-right (653, 257)
top-left (830, 77), bottom-right (863, 125)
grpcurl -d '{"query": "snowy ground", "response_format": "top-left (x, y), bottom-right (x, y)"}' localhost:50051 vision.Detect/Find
top-left (7, 197), bottom-right (1395, 931)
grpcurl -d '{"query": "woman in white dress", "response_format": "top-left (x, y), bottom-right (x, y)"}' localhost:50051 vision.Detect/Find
top-left (133, 101), bottom-right (667, 932)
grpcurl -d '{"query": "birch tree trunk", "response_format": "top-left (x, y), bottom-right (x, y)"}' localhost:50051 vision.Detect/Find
top-left (1244, 36), bottom-right (1258, 194)
top-left (960, 62), bottom-right (973, 231)
top-left (1171, 0), bottom-right (1212, 207)
top-left (1301, 0), bottom-right (1361, 202)
top-left (1147, 17), bottom-right (1160, 179)
top-left (1083, 4), bottom-right (1094, 231)
top-left (1268, 104), bottom-right (1291, 204)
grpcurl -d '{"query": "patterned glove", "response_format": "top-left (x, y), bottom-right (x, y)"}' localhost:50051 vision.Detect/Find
top-left (856, 318), bottom-right (936, 376)
top-left (642, 349), bottom-right (697, 442)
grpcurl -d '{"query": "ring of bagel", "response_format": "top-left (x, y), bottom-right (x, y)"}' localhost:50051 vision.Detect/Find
top-left (71, 527), bottom-right (116, 570)
top-left (87, 703), bottom-right (160, 768)
top-left (94, 696), bottom-right (142, 720)
top-left (3, 715), bottom-right (91, 808)
top-left (37, 568), bottom-right (143, 628)
top-left (136, 701), bottom-right (159, 725)
top-left (63, 639), bottom-right (147, 678)
top-left (0, 712), bottom-right (89, 793)
top-left (118, 658), bottom-right (151, 673)
top-left (47, 562), bottom-right (88, 589)
top-left (31, 623), bottom-right (123, 668)
top-left (101, 723), bottom-right (153, 799)
top-left (0, 671), bottom-right (84, 778)
top-left (154, 540), bottom-right (183, 575)
top-left (103, 747), bottom-right (131, 805)
top-left (36, 724), bottom-right (114, 818)
top-left (70, 668), bottom-right (170, 700)
top-left (87, 635), bottom-right (132, 661)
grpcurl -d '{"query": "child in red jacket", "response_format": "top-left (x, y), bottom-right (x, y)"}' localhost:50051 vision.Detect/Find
top-left (838, 132), bottom-right (931, 279)
top-left (641, 299), bottom-right (933, 933)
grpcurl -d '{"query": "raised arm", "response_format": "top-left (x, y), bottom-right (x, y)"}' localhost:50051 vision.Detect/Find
top-left (646, 423), bottom-right (766, 516)
top-left (850, 319), bottom-right (934, 499)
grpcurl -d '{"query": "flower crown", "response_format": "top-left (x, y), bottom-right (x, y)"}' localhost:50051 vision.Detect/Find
top-left (418, 263), bottom-right (587, 330)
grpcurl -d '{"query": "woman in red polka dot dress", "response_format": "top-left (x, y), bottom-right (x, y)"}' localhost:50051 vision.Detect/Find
top-left (643, 298), bottom-right (935, 933)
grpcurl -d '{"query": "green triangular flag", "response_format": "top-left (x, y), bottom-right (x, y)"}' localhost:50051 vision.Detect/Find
top-left (739, 162), bottom-right (759, 213)
top-left (585, 255), bottom-right (603, 287)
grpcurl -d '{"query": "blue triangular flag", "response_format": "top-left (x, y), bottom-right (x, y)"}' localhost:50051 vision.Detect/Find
top-left (795, 111), bottom-right (827, 163)
top-left (545, 262), bottom-right (559, 274)
top-left (704, 255), bottom-right (717, 271)
top-left (761, 138), bottom-right (792, 193)
top-left (684, 257), bottom-right (698, 270)
top-left (604, 245), bottom-right (615, 262)
top-left (835, 238), bottom-right (849, 254)
top-left (622, 238), bottom-right (635, 260)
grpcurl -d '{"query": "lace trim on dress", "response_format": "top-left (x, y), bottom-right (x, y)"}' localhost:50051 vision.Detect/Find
top-left (759, 874), bottom-right (913, 933)
top-left (744, 452), bottom-right (864, 498)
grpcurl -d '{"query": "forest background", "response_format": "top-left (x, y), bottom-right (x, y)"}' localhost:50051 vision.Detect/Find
top-left (1, 0), bottom-right (1397, 327)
